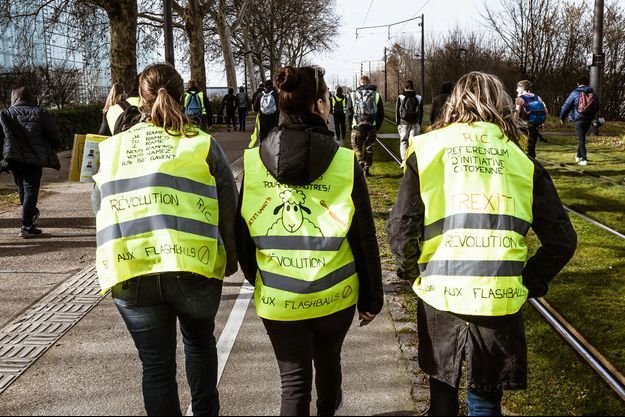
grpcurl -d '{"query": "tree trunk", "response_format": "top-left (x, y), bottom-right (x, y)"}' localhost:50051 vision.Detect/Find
top-left (107, 0), bottom-right (138, 92)
top-left (243, 23), bottom-right (256, 90)
top-left (215, 0), bottom-right (237, 89)
top-left (185, 10), bottom-right (207, 89)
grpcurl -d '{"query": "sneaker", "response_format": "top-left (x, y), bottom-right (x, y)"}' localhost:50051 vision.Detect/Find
top-left (31, 208), bottom-right (40, 227)
top-left (20, 226), bottom-right (43, 239)
top-left (575, 156), bottom-right (582, 163)
top-left (578, 159), bottom-right (588, 166)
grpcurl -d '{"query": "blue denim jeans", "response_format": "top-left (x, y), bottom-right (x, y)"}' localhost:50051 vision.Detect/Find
top-left (428, 377), bottom-right (503, 416)
top-left (575, 120), bottom-right (592, 161)
top-left (112, 272), bottom-right (223, 416)
top-left (11, 163), bottom-right (42, 227)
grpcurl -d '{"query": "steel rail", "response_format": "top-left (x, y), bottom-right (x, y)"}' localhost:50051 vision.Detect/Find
top-left (374, 133), bottom-right (625, 402)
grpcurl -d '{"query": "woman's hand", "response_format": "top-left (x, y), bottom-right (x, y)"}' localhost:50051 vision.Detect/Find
top-left (359, 312), bottom-right (377, 327)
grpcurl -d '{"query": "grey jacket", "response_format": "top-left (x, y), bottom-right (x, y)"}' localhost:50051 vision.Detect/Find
top-left (92, 131), bottom-right (239, 277)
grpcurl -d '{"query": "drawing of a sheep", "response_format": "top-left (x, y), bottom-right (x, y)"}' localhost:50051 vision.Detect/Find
top-left (267, 189), bottom-right (324, 236)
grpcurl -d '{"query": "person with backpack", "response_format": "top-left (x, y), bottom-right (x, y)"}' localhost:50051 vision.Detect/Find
top-left (251, 83), bottom-right (265, 110)
top-left (237, 86), bottom-right (251, 131)
top-left (0, 86), bottom-right (62, 238)
top-left (516, 80), bottom-right (548, 159)
top-left (250, 79), bottom-right (279, 146)
top-left (237, 65), bottom-right (383, 417)
top-left (388, 72), bottom-right (577, 416)
top-left (430, 81), bottom-right (454, 125)
top-left (346, 75), bottom-right (384, 177)
top-left (560, 75), bottom-right (599, 166)
top-left (395, 80), bottom-right (424, 161)
top-left (222, 88), bottom-right (239, 132)
top-left (92, 63), bottom-right (238, 416)
top-left (330, 86), bottom-right (348, 143)
top-left (185, 80), bottom-right (212, 131)
top-left (98, 83), bottom-right (124, 136)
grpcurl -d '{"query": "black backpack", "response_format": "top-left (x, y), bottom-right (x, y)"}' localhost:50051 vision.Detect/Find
top-left (113, 100), bottom-right (142, 135)
top-left (400, 95), bottom-right (420, 123)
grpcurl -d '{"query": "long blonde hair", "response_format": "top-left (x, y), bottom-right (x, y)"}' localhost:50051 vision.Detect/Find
top-left (139, 63), bottom-right (197, 137)
top-left (433, 72), bottom-right (525, 145)
top-left (103, 83), bottom-right (124, 114)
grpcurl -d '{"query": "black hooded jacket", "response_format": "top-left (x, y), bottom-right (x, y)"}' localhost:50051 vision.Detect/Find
top-left (0, 99), bottom-right (62, 170)
top-left (236, 112), bottom-right (384, 315)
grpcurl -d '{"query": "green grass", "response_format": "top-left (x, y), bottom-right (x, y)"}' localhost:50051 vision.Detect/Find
top-left (368, 112), bottom-right (625, 415)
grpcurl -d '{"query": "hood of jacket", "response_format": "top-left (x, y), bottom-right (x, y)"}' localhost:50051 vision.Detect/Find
top-left (260, 112), bottom-right (338, 186)
top-left (576, 85), bottom-right (594, 94)
top-left (357, 85), bottom-right (378, 92)
top-left (401, 90), bottom-right (417, 98)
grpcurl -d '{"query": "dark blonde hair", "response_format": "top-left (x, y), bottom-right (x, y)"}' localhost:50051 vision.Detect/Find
top-left (517, 80), bottom-right (532, 91)
top-left (433, 72), bottom-right (524, 145)
top-left (139, 63), bottom-right (197, 137)
top-left (103, 83), bottom-right (124, 114)
top-left (275, 66), bottom-right (328, 115)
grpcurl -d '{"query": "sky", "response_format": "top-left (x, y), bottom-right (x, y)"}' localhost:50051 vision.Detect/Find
top-left (203, 0), bottom-right (488, 87)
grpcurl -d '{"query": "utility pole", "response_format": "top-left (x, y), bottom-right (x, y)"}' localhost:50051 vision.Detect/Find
top-left (419, 14), bottom-right (425, 100)
top-left (590, 0), bottom-right (604, 104)
top-left (384, 47), bottom-right (388, 100)
top-left (164, 0), bottom-right (175, 67)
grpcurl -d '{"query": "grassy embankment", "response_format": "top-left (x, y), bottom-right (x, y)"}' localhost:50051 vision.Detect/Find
top-left (370, 103), bottom-right (625, 415)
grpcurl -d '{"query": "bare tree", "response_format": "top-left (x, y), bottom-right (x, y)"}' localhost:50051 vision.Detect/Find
top-left (41, 61), bottom-right (83, 108)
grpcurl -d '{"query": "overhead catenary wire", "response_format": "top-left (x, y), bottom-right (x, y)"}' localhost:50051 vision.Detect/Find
top-left (360, 0), bottom-right (376, 28)
top-left (391, 0), bottom-right (434, 38)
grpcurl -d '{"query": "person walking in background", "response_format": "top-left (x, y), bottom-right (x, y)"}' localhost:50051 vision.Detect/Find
top-left (93, 63), bottom-right (238, 416)
top-left (237, 66), bottom-right (383, 417)
top-left (560, 75), bottom-right (599, 166)
top-left (251, 83), bottom-right (264, 109)
top-left (395, 80), bottom-right (423, 161)
top-left (330, 86), bottom-right (348, 143)
top-left (516, 80), bottom-right (547, 158)
top-left (185, 80), bottom-right (212, 131)
top-left (388, 72), bottom-right (577, 416)
top-left (0, 87), bottom-right (62, 238)
top-left (98, 83), bottom-right (124, 136)
top-left (430, 81), bottom-right (453, 125)
top-left (250, 79), bottom-right (279, 147)
top-left (347, 75), bottom-right (384, 177)
top-left (222, 88), bottom-right (239, 132)
top-left (236, 86), bottom-right (251, 132)
top-left (100, 75), bottom-right (144, 136)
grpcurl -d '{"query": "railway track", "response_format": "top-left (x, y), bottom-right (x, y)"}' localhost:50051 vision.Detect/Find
top-left (374, 124), bottom-right (625, 402)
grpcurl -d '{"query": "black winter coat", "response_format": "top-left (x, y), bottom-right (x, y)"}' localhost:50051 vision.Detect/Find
top-left (0, 101), bottom-right (62, 170)
top-left (236, 112), bottom-right (384, 315)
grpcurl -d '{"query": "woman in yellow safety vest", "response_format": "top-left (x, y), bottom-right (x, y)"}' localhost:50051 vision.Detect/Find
top-left (237, 66), bottom-right (384, 416)
top-left (98, 82), bottom-right (124, 136)
top-left (388, 72), bottom-right (577, 416)
top-left (92, 63), bottom-right (238, 416)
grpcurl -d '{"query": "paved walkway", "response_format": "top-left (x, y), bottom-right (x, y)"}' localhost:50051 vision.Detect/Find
top-left (0, 124), bottom-right (416, 416)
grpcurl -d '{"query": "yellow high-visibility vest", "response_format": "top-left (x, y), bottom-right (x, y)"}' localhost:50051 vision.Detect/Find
top-left (331, 96), bottom-right (346, 113)
top-left (94, 122), bottom-right (225, 292)
top-left (106, 97), bottom-right (141, 135)
top-left (407, 122), bottom-right (534, 316)
top-left (248, 114), bottom-right (261, 148)
top-left (241, 147), bottom-right (358, 321)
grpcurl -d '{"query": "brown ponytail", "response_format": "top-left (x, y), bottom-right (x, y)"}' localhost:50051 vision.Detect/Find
top-left (139, 63), bottom-right (198, 137)
top-left (275, 66), bottom-right (328, 116)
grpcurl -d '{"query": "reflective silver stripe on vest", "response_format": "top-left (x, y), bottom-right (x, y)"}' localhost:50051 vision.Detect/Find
top-left (418, 260), bottom-right (525, 277)
top-left (100, 173), bottom-right (218, 200)
top-left (253, 236), bottom-right (345, 251)
top-left (423, 213), bottom-right (531, 241)
top-left (97, 214), bottom-right (220, 246)
top-left (260, 262), bottom-right (356, 294)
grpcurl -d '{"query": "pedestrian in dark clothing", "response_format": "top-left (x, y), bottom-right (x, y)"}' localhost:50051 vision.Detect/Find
top-left (430, 81), bottom-right (453, 125)
top-left (252, 80), bottom-right (279, 144)
top-left (222, 88), bottom-right (238, 132)
top-left (516, 80), bottom-right (548, 158)
top-left (237, 66), bottom-right (384, 417)
top-left (330, 86), bottom-right (348, 143)
top-left (560, 75), bottom-right (599, 166)
top-left (388, 72), bottom-right (577, 416)
top-left (346, 75), bottom-right (385, 176)
top-left (396, 80), bottom-right (424, 160)
top-left (236, 87), bottom-right (251, 131)
top-left (251, 83), bottom-right (264, 111)
top-left (0, 86), bottom-right (62, 238)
